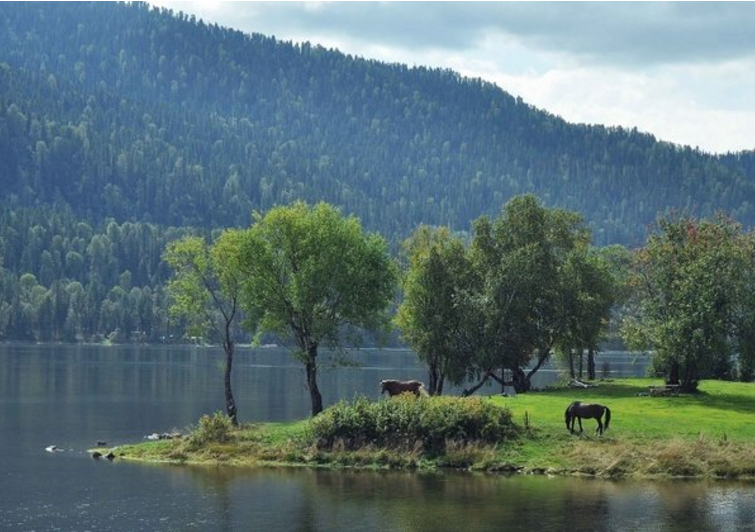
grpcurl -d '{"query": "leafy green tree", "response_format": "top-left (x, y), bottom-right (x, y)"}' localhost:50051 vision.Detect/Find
top-left (622, 214), bottom-right (755, 391)
top-left (395, 225), bottom-right (471, 395)
top-left (553, 247), bottom-right (624, 380)
top-left (235, 202), bottom-right (398, 416)
top-left (463, 194), bottom-right (592, 394)
top-left (163, 231), bottom-right (246, 424)
top-left (733, 283), bottom-right (755, 382)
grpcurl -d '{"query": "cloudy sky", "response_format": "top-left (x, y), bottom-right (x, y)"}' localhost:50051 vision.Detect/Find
top-left (151, 1), bottom-right (755, 154)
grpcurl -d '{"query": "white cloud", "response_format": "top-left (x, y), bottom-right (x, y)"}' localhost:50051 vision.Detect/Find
top-left (472, 62), bottom-right (755, 153)
top-left (476, 62), bottom-right (755, 153)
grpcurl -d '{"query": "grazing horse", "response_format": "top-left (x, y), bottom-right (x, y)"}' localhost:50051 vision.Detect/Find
top-left (380, 379), bottom-right (428, 397)
top-left (565, 401), bottom-right (611, 435)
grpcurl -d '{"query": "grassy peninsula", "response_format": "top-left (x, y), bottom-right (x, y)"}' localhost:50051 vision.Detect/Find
top-left (111, 378), bottom-right (755, 479)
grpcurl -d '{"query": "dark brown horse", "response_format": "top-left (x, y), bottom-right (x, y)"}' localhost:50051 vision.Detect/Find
top-left (380, 379), bottom-right (428, 397)
top-left (565, 401), bottom-right (611, 435)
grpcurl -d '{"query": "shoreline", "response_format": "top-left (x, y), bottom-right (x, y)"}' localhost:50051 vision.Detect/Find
top-left (105, 434), bottom-right (755, 481)
top-left (105, 378), bottom-right (755, 481)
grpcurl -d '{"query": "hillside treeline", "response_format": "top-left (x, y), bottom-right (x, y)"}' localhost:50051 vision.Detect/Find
top-left (0, 206), bottom-right (187, 342)
top-left (1, 2), bottom-right (755, 343)
top-left (0, 1), bottom-right (753, 248)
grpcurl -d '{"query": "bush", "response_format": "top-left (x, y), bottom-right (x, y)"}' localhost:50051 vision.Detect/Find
top-left (186, 412), bottom-right (234, 449)
top-left (309, 395), bottom-right (517, 454)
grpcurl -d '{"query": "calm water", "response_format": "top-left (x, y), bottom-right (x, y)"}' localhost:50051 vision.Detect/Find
top-left (2, 344), bottom-right (755, 531)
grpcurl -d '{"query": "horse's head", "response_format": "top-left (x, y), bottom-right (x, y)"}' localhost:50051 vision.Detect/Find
top-left (564, 401), bottom-right (578, 428)
top-left (380, 380), bottom-right (388, 394)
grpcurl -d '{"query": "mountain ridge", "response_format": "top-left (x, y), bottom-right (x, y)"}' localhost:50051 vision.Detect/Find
top-left (0, 0), bottom-right (753, 247)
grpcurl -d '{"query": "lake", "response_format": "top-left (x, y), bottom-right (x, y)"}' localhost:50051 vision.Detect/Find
top-left (2, 343), bottom-right (755, 531)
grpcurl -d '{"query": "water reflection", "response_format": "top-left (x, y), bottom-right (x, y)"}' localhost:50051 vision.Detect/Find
top-left (158, 466), bottom-right (755, 531)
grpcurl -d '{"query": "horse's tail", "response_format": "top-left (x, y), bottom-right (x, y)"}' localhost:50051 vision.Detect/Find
top-left (604, 406), bottom-right (611, 430)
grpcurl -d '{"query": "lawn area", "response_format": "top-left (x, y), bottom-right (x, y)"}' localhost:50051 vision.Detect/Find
top-left (111, 378), bottom-right (755, 479)
top-left (494, 378), bottom-right (755, 441)
top-left (484, 378), bottom-right (755, 477)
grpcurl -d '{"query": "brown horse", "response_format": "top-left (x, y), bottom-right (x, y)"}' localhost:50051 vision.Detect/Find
top-left (565, 401), bottom-right (611, 435)
top-left (380, 379), bottom-right (428, 397)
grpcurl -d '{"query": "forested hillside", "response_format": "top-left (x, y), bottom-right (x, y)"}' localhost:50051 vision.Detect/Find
top-left (3, 2), bottom-right (754, 243)
top-left (0, 205), bottom-right (189, 342)
top-left (0, 1), bottom-right (754, 342)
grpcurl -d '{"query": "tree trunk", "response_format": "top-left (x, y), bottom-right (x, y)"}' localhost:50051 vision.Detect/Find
top-left (587, 348), bottom-right (596, 380)
top-left (681, 360), bottom-right (697, 393)
top-left (462, 368), bottom-right (493, 396)
top-left (427, 365), bottom-right (446, 396)
top-left (517, 347), bottom-right (551, 393)
top-left (428, 363), bottom-right (440, 396)
top-left (223, 339), bottom-right (238, 426)
top-left (568, 350), bottom-right (575, 379)
top-left (578, 348), bottom-right (584, 379)
top-left (667, 359), bottom-right (680, 385)
top-left (511, 367), bottom-right (531, 393)
top-left (489, 370), bottom-right (506, 391)
top-left (305, 344), bottom-right (323, 416)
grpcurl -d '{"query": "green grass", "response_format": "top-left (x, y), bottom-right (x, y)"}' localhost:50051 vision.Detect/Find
top-left (497, 378), bottom-right (755, 441)
top-left (113, 378), bottom-right (755, 479)
top-left (484, 378), bottom-right (755, 477)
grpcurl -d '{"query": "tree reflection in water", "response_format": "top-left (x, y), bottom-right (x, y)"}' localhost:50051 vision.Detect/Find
top-left (177, 466), bottom-right (755, 531)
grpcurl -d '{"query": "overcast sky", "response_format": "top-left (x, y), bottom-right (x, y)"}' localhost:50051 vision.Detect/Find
top-left (151, 1), bottom-right (755, 154)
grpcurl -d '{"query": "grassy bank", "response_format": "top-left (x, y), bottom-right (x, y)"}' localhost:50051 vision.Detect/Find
top-left (110, 378), bottom-right (755, 479)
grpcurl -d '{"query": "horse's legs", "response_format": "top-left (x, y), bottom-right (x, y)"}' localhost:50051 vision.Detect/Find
top-left (596, 418), bottom-right (603, 435)
top-left (577, 417), bottom-right (583, 433)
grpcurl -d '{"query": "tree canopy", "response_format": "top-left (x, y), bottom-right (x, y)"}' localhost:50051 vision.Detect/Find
top-left (397, 195), bottom-right (624, 395)
top-left (395, 225), bottom-right (471, 395)
top-left (464, 195), bottom-right (592, 392)
top-left (163, 231), bottom-right (246, 423)
top-left (622, 214), bottom-right (755, 391)
top-left (234, 201), bottom-right (398, 415)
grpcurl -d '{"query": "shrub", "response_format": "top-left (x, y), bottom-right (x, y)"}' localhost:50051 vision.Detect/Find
top-left (186, 412), bottom-right (235, 449)
top-left (309, 395), bottom-right (516, 454)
